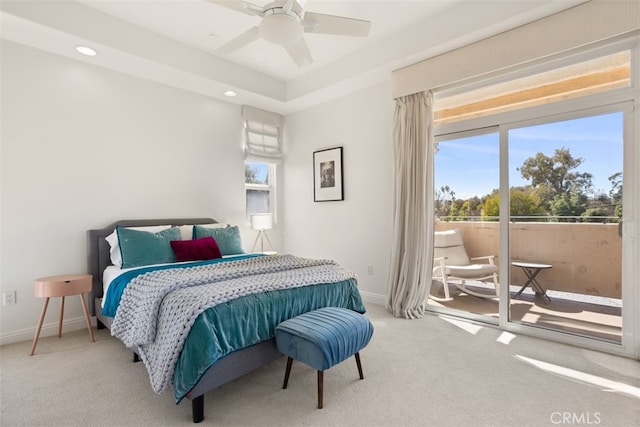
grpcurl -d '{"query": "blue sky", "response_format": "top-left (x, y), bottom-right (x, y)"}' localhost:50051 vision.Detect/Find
top-left (435, 112), bottom-right (624, 200)
top-left (246, 161), bottom-right (269, 183)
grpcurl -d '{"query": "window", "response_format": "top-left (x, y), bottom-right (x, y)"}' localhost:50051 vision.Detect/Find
top-left (245, 161), bottom-right (275, 222)
top-left (242, 105), bottom-right (282, 223)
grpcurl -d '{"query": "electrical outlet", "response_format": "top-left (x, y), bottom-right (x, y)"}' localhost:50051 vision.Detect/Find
top-left (366, 264), bottom-right (374, 275)
top-left (3, 291), bottom-right (17, 305)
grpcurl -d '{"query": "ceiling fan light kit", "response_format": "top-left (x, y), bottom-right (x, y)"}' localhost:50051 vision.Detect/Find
top-left (259, 9), bottom-right (303, 45)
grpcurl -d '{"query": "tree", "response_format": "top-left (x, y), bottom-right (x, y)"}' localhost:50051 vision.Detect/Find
top-left (435, 185), bottom-right (456, 217)
top-left (549, 188), bottom-right (588, 220)
top-left (245, 163), bottom-right (262, 184)
top-left (581, 207), bottom-right (610, 223)
top-left (510, 188), bottom-right (545, 218)
top-left (466, 196), bottom-right (483, 213)
top-left (449, 198), bottom-right (467, 220)
top-left (482, 189), bottom-right (500, 219)
top-left (608, 172), bottom-right (623, 218)
top-left (245, 164), bottom-right (257, 183)
top-left (517, 147), bottom-right (593, 209)
top-left (482, 188), bottom-right (544, 220)
top-left (457, 200), bottom-right (473, 219)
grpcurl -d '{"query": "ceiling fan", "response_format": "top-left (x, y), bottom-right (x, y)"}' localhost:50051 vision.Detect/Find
top-left (208, 0), bottom-right (371, 67)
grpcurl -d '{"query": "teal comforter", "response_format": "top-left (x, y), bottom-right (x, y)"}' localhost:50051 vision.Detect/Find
top-left (102, 256), bottom-right (366, 403)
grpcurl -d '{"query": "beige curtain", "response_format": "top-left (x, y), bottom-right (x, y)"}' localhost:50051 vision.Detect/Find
top-left (386, 91), bottom-right (435, 319)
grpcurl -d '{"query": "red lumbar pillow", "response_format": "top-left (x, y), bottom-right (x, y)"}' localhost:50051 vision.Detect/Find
top-left (170, 236), bottom-right (222, 262)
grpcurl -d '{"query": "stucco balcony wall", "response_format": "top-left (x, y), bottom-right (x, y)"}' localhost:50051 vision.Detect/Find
top-left (435, 221), bottom-right (621, 299)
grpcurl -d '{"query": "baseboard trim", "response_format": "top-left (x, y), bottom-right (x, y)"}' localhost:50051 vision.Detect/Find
top-left (0, 316), bottom-right (97, 346)
top-left (360, 290), bottom-right (386, 307)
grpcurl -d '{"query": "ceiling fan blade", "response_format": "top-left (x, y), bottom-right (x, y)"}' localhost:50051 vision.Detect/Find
top-left (206, 0), bottom-right (264, 17)
top-left (282, 0), bottom-right (295, 13)
top-left (217, 27), bottom-right (260, 54)
top-left (295, 0), bottom-right (307, 19)
top-left (302, 12), bottom-right (371, 37)
top-left (284, 38), bottom-right (313, 67)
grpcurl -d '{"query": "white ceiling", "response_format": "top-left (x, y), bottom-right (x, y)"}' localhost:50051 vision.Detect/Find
top-left (76, 0), bottom-right (462, 81)
top-left (0, 0), bottom-right (586, 114)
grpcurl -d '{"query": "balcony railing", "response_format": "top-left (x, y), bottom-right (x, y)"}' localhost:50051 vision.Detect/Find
top-left (435, 219), bottom-right (621, 299)
top-left (437, 215), bottom-right (620, 223)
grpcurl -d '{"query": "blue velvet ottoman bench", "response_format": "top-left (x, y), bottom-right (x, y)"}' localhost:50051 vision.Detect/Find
top-left (275, 307), bottom-right (374, 409)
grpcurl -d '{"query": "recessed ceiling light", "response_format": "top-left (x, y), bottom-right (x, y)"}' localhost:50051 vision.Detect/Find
top-left (76, 46), bottom-right (97, 56)
top-left (224, 90), bottom-right (237, 97)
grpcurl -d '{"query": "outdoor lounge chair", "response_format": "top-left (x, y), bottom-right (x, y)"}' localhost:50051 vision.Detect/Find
top-left (432, 228), bottom-right (499, 300)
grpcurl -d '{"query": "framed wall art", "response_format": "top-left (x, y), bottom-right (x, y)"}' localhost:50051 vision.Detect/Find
top-left (313, 147), bottom-right (344, 202)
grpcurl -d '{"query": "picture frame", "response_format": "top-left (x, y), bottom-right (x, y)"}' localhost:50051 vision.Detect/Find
top-left (313, 147), bottom-right (344, 202)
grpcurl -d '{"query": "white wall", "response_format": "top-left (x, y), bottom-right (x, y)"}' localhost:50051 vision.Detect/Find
top-left (282, 82), bottom-right (394, 305)
top-left (0, 41), bottom-right (278, 343)
top-left (0, 40), bottom-right (393, 344)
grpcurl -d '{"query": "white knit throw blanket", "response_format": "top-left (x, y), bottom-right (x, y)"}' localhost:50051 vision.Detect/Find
top-left (110, 254), bottom-right (356, 394)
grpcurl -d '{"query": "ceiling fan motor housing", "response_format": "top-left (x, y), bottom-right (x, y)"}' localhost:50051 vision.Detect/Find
top-left (259, 8), bottom-right (303, 45)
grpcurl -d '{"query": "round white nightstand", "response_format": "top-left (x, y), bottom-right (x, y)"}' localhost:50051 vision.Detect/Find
top-left (30, 274), bottom-right (95, 356)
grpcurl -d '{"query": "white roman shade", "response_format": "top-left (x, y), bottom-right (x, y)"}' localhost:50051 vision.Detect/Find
top-left (242, 105), bottom-right (283, 160)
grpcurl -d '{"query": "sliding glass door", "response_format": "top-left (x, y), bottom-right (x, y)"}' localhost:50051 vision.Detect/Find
top-left (428, 129), bottom-right (501, 323)
top-left (506, 111), bottom-right (625, 343)
top-left (429, 106), bottom-right (633, 349)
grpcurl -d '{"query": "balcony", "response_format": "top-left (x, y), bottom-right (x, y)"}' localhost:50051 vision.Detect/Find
top-left (430, 220), bottom-right (622, 342)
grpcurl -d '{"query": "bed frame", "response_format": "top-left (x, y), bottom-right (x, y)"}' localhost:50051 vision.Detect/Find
top-left (87, 218), bottom-right (282, 423)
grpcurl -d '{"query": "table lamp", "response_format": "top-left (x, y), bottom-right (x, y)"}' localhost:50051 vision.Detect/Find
top-left (250, 213), bottom-right (274, 253)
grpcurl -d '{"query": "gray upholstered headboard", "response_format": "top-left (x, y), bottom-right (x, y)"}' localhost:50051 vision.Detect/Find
top-left (86, 218), bottom-right (217, 315)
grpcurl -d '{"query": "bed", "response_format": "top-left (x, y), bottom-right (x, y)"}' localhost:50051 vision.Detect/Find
top-left (87, 218), bottom-right (366, 423)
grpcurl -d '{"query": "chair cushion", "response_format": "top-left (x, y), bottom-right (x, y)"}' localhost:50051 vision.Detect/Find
top-left (434, 229), bottom-right (464, 247)
top-left (443, 263), bottom-right (498, 278)
top-left (434, 229), bottom-right (470, 265)
top-left (433, 245), bottom-right (470, 266)
top-left (275, 307), bottom-right (373, 371)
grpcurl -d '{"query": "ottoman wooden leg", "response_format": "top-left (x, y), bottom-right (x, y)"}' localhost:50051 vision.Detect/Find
top-left (355, 352), bottom-right (364, 379)
top-left (317, 370), bottom-right (323, 409)
top-left (283, 357), bottom-right (293, 389)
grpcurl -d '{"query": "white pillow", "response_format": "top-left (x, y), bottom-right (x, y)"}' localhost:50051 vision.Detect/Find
top-left (178, 225), bottom-right (194, 241)
top-left (105, 225), bottom-right (171, 268)
top-left (197, 223), bottom-right (228, 229)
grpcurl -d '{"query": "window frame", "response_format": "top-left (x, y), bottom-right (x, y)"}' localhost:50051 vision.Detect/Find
top-left (244, 160), bottom-right (277, 225)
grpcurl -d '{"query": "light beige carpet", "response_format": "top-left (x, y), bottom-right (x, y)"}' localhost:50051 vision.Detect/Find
top-left (1, 304), bottom-right (639, 426)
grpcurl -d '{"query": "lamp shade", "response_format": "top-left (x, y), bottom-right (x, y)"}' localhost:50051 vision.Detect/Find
top-left (251, 213), bottom-right (273, 230)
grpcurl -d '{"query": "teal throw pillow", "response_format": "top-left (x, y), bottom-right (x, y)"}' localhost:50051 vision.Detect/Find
top-left (193, 225), bottom-right (244, 256)
top-left (117, 226), bottom-right (182, 268)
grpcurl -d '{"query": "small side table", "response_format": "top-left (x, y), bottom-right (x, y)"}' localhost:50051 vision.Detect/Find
top-left (30, 274), bottom-right (95, 356)
top-left (511, 262), bottom-right (552, 304)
